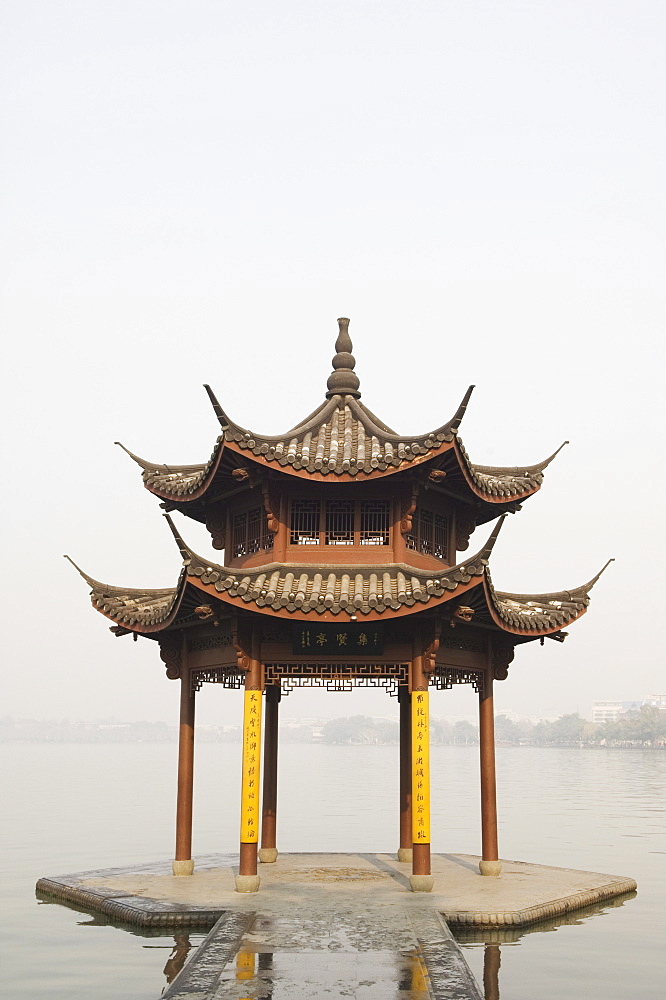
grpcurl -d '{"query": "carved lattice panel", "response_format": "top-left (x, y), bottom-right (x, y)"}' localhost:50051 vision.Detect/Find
top-left (265, 662), bottom-right (408, 696)
top-left (191, 668), bottom-right (244, 693)
top-left (430, 666), bottom-right (484, 695)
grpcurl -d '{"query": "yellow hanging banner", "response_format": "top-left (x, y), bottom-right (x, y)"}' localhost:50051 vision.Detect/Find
top-left (411, 689), bottom-right (430, 844)
top-left (240, 689), bottom-right (262, 843)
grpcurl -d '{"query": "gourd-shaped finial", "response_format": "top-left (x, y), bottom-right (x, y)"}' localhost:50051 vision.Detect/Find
top-left (326, 318), bottom-right (361, 398)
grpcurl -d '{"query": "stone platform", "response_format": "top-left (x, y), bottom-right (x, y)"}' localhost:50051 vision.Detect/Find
top-left (36, 851), bottom-right (636, 931)
top-left (37, 854), bottom-right (636, 999)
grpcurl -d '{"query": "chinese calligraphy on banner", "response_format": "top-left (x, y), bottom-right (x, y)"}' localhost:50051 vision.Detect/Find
top-left (411, 690), bottom-right (430, 843)
top-left (292, 623), bottom-right (383, 655)
top-left (240, 690), bottom-right (262, 843)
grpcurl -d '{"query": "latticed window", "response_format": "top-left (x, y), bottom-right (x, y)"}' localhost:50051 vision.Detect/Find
top-left (232, 507), bottom-right (273, 558)
top-left (290, 500), bottom-right (321, 545)
top-left (433, 512), bottom-right (448, 560)
top-left (290, 498), bottom-right (391, 546)
top-left (326, 500), bottom-right (354, 545)
top-left (360, 501), bottom-right (390, 545)
top-left (406, 507), bottom-right (449, 561)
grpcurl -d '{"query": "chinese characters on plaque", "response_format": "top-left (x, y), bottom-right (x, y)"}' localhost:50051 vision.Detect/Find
top-left (240, 690), bottom-right (261, 842)
top-left (412, 690), bottom-right (430, 842)
top-left (292, 622), bottom-right (384, 655)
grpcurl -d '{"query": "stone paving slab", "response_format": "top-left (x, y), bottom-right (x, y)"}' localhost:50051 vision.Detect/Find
top-left (161, 906), bottom-right (482, 999)
top-left (37, 851), bottom-right (637, 932)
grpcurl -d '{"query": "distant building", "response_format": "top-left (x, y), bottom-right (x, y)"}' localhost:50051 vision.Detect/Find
top-left (592, 697), bottom-right (663, 724)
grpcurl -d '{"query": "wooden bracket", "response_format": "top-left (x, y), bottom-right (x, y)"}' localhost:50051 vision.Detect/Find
top-left (262, 482), bottom-right (280, 534)
top-left (400, 484), bottom-right (419, 534)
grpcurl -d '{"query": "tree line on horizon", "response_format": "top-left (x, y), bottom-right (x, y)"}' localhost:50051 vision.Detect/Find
top-left (2, 705), bottom-right (664, 746)
top-left (319, 707), bottom-right (666, 747)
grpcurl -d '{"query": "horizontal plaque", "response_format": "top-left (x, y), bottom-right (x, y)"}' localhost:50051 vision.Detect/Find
top-left (292, 622), bottom-right (384, 655)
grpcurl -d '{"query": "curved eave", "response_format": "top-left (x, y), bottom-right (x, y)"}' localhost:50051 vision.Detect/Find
top-left (66, 556), bottom-right (189, 633)
top-left (453, 439), bottom-right (568, 505)
top-left (482, 559), bottom-right (612, 636)
top-left (117, 438), bottom-right (227, 502)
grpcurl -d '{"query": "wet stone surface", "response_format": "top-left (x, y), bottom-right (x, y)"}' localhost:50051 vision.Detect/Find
top-left (164, 907), bottom-right (482, 1000)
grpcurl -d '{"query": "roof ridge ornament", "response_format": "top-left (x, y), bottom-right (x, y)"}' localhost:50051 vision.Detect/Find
top-left (326, 318), bottom-right (361, 399)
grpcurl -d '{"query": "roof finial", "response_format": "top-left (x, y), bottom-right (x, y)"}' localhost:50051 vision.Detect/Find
top-left (326, 318), bottom-right (361, 399)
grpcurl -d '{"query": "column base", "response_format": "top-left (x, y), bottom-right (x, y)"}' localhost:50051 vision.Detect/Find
top-left (397, 848), bottom-right (413, 863)
top-left (235, 874), bottom-right (260, 893)
top-left (479, 859), bottom-right (502, 877)
top-left (258, 847), bottom-right (278, 863)
top-left (172, 859), bottom-right (195, 876)
top-left (409, 874), bottom-right (434, 892)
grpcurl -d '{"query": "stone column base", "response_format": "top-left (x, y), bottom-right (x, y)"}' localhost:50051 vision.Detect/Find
top-left (172, 859), bottom-right (195, 876)
top-left (397, 848), bottom-right (413, 863)
top-left (235, 874), bottom-right (260, 893)
top-left (258, 848), bottom-right (278, 863)
top-left (479, 859), bottom-right (502, 877)
top-left (409, 874), bottom-right (435, 892)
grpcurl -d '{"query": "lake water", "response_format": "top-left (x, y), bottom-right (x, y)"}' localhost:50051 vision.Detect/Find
top-left (1, 743), bottom-right (663, 998)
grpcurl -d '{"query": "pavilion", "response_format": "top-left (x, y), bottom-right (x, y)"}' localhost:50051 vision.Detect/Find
top-left (68, 318), bottom-right (611, 892)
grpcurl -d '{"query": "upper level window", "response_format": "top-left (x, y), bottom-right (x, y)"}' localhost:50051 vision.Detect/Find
top-left (360, 501), bottom-right (390, 545)
top-left (406, 507), bottom-right (449, 561)
top-left (290, 499), bottom-right (390, 546)
top-left (232, 506), bottom-right (273, 558)
top-left (290, 500), bottom-right (320, 545)
top-left (326, 500), bottom-right (354, 545)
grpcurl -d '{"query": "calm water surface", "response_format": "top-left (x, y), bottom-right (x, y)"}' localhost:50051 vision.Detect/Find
top-left (1, 743), bottom-right (663, 999)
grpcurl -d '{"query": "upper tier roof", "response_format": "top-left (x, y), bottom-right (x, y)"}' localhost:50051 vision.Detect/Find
top-left (117, 318), bottom-right (567, 510)
top-left (65, 515), bottom-right (612, 636)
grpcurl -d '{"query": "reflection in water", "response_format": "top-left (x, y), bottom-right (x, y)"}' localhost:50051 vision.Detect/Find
top-left (454, 891), bottom-right (638, 1000)
top-left (213, 947), bottom-right (431, 997)
top-left (483, 944), bottom-right (501, 1000)
top-left (236, 949), bottom-right (256, 980)
top-left (162, 934), bottom-right (193, 985)
top-left (454, 890), bottom-right (637, 946)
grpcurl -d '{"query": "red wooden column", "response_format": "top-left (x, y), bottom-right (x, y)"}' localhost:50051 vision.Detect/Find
top-left (478, 661), bottom-right (502, 876)
top-left (397, 685), bottom-right (412, 862)
top-left (173, 645), bottom-right (195, 876)
top-left (236, 630), bottom-right (264, 892)
top-left (259, 683), bottom-right (280, 863)
top-left (410, 643), bottom-right (434, 891)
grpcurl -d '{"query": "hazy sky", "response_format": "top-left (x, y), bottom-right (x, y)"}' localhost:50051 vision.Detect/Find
top-left (2, 0), bottom-right (664, 727)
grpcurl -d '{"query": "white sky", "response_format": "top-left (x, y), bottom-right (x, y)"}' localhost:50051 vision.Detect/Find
top-left (1, 0), bottom-right (664, 726)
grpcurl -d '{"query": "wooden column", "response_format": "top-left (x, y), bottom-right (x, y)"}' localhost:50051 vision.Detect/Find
top-left (397, 685), bottom-right (412, 862)
top-left (479, 663), bottom-right (501, 875)
top-left (236, 630), bottom-right (263, 892)
top-left (259, 683), bottom-right (280, 863)
top-left (410, 644), bottom-right (434, 891)
top-left (173, 650), bottom-right (195, 876)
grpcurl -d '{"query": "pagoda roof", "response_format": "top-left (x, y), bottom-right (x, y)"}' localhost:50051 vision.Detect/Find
top-left (117, 319), bottom-right (566, 512)
top-left (66, 516), bottom-right (612, 637)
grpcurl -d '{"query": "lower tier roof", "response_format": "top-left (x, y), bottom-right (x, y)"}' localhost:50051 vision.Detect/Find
top-left (66, 517), bottom-right (612, 638)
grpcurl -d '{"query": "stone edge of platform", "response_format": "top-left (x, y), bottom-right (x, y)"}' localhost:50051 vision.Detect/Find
top-left (35, 878), bottom-right (224, 929)
top-left (444, 877), bottom-right (638, 929)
